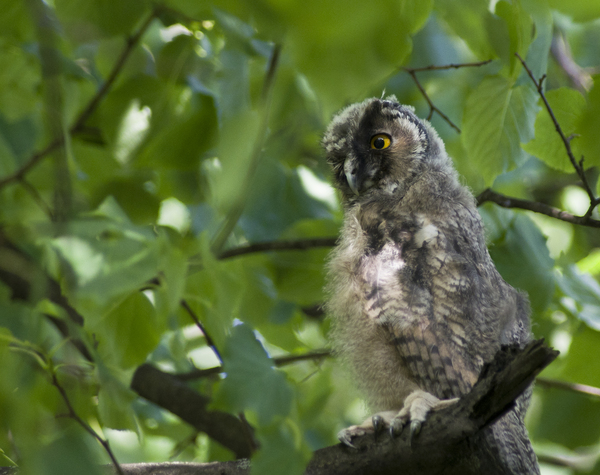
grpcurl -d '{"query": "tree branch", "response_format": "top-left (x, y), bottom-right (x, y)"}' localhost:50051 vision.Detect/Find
top-left (476, 188), bottom-right (600, 228)
top-left (403, 60), bottom-right (492, 133)
top-left (536, 377), bottom-right (600, 399)
top-left (131, 364), bottom-right (255, 459)
top-left (41, 340), bottom-right (558, 475)
top-left (218, 237), bottom-right (337, 260)
top-left (51, 371), bottom-right (123, 475)
top-left (405, 69), bottom-right (461, 133)
top-left (515, 53), bottom-right (600, 217)
top-left (180, 299), bottom-right (223, 364)
top-left (173, 349), bottom-right (331, 381)
top-left (0, 8), bottom-right (159, 190)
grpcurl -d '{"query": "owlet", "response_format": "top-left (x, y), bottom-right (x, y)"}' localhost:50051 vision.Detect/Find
top-left (322, 97), bottom-right (539, 474)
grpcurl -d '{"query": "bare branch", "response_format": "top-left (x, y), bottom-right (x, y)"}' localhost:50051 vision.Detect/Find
top-left (403, 60), bottom-right (492, 134)
top-left (0, 8), bottom-right (159, 190)
top-left (174, 349), bottom-right (332, 381)
top-left (95, 341), bottom-right (559, 475)
top-left (131, 364), bottom-right (255, 459)
top-left (408, 60), bottom-right (493, 73)
top-left (404, 69), bottom-right (461, 133)
top-left (218, 237), bottom-right (337, 260)
top-left (180, 299), bottom-right (223, 364)
top-left (71, 11), bottom-right (159, 134)
top-left (515, 53), bottom-right (600, 217)
top-left (477, 188), bottom-right (600, 228)
top-left (536, 377), bottom-right (600, 399)
top-left (51, 371), bottom-right (123, 475)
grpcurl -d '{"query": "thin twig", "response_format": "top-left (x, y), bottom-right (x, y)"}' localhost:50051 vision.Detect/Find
top-left (218, 237), bottom-right (337, 260)
top-left (403, 60), bottom-right (492, 134)
top-left (18, 178), bottom-right (54, 219)
top-left (51, 372), bottom-right (123, 475)
top-left (477, 188), bottom-right (600, 228)
top-left (536, 377), bottom-right (600, 399)
top-left (174, 349), bottom-right (332, 381)
top-left (210, 44), bottom-right (282, 255)
top-left (515, 53), bottom-right (600, 217)
top-left (405, 69), bottom-right (461, 133)
top-left (407, 60), bottom-right (493, 73)
top-left (0, 8), bottom-right (159, 190)
top-left (180, 299), bottom-right (222, 364)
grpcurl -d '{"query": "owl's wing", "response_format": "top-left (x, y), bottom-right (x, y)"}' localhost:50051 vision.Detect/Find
top-left (361, 210), bottom-right (497, 400)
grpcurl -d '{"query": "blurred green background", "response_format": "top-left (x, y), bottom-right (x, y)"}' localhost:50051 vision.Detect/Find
top-left (1, 0), bottom-right (600, 473)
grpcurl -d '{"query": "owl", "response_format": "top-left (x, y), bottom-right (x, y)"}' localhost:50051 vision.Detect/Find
top-left (323, 97), bottom-right (539, 474)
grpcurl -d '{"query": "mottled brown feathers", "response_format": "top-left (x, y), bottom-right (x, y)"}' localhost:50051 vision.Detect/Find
top-left (323, 97), bottom-right (539, 474)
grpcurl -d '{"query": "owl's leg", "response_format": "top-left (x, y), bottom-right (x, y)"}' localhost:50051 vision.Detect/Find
top-left (337, 410), bottom-right (398, 447)
top-left (389, 389), bottom-right (458, 442)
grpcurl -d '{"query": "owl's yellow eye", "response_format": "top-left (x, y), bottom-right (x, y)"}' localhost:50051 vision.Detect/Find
top-left (370, 134), bottom-right (391, 150)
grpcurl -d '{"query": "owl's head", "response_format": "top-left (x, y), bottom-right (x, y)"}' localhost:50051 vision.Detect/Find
top-left (322, 96), bottom-right (448, 202)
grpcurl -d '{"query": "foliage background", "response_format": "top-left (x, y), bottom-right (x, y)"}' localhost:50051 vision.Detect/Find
top-left (1, 0), bottom-right (600, 473)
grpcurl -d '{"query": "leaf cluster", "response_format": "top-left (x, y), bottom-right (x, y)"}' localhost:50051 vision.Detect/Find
top-left (1, 0), bottom-right (600, 474)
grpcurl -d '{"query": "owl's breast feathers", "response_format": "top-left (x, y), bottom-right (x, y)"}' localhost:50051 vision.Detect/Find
top-left (340, 195), bottom-right (518, 400)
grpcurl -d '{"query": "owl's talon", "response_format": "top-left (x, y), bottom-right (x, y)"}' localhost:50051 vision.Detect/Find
top-left (389, 418), bottom-right (404, 438)
top-left (410, 420), bottom-right (421, 437)
top-left (372, 415), bottom-right (384, 439)
top-left (337, 430), bottom-right (356, 448)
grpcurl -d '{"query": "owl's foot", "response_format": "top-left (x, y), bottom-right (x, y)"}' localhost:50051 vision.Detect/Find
top-left (388, 390), bottom-right (459, 444)
top-left (337, 391), bottom-right (459, 448)
top-left (337, 410), bottom-right (398, 447)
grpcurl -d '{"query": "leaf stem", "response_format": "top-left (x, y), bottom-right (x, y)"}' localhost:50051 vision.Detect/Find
top-left (515, 53), bottom-right (599, 217)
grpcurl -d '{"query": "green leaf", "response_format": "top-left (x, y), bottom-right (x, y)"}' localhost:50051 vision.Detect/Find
top-left (136, 95), bottom-right (218, 170)
top-left (533, 372), bottom-right (600, 449)
top-left (462, 76), bottom-right (538, 185)
top-left (252, 422), bottom-right (309, 475)
top-left (211, 109), bottom-right (261, 214)
top-left (184, 235), bottom-right (244, 350)
top-left (579, 75), bottom-right (600, 172)
top-left (39, 430), bottom-right (103, 475)
top-left (0, 40), bottom-right (39, 121)
top-left (156, 244), bottom-right (188, 318)
top-left (559, 324), bottom-right (600, 388)
top-left (214, 323), bottom-right (293, 425)
top-left (557, 266), bottom-right (600, 331)
top-left (493, 1), bottom-right (534, 76)
top-left (240, 161), bottom-right (334, 241)
top-left (225, 0), bottom-right (430, 114)
top-left (96, 362), bottom-right (138, 430)
top-left (522, 88), bottom-right (585, 172)
top-left (48, 203), bottom-right (160, 306)
top-left (91, 292), bottom-right (161, 368)
top-left (0, 113), bottom-right (39, 163)
top-left (0, 0), bottom-right (34, 42)
top-left (93, 176), bottom-right (161, 224)
top-left (480, 205), bottom-right (555, 314)
top-left (98, 76), bottom-right (182, 147)
top-left (434, 0), bottom-right (496, 59)
top-left (54, 0), bottom-right (151, 38)
top-left (521, 0), bottom-right (553, 79)
top-left (548, 0), bottom-right (600, 22)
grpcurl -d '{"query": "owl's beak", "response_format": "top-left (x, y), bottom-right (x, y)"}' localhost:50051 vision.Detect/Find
top-left (344, 158), bottom-right (360, 195)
